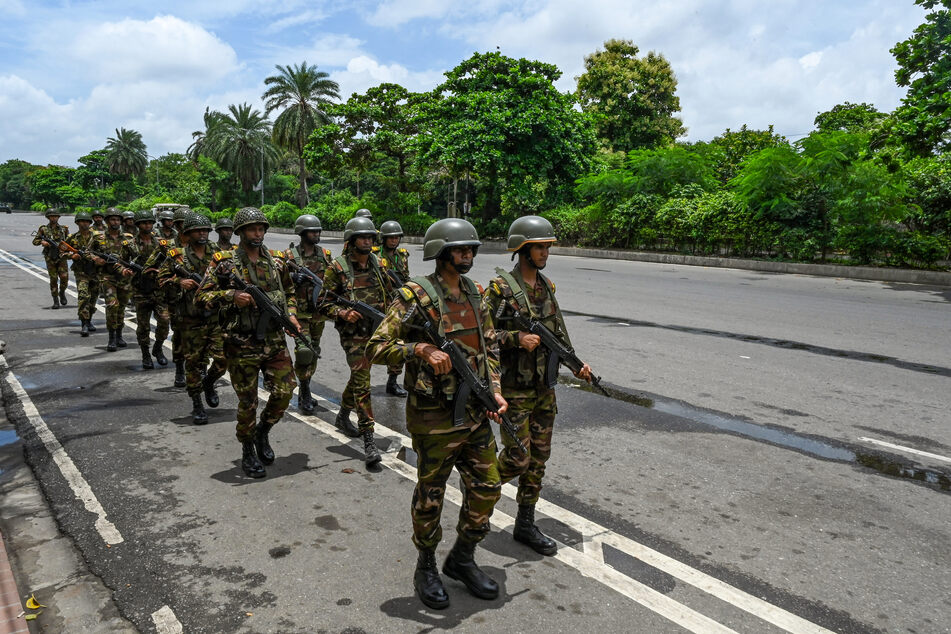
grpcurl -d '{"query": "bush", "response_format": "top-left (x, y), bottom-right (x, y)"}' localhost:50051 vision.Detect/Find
top-left (30, 201), bottom-right (46, 212)
top-left (392, 212), bottom-right (437, 236)
top-left (120, 194), bottom-right (176, 212)
top-left (262, 201), bottom-right (298, 228)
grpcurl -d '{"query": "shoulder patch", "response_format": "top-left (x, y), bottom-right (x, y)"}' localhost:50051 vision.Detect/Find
top-left (398, 248), bottom-right (409, 255)
top-left (213, 251), bottom-right (233, 262)
top-left (475, 283), bottom-right (484, 294)
top-left (167, 248), bottom-right (181, 258)
top-left (399, 286), bottom-right (414, 302)
top-left (269, 249), bottom-right (285, 258)
top-left (159, 239), bottom-right (169, 247)
top-left (323, 248), bottom-right (331, 256)
top-left (380, 257), bottom-right (389, 268)
top-left (372, 246), bottom-right (380, 252)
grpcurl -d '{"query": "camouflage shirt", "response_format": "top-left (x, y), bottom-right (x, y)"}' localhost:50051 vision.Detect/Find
top-left (319, 253), bottom-right (393, 336)
top-left (285, 242), bottom-right (333, 319)
top-left (32, 224), bottom-right (69, 261)
top-left (157, 243), bottom-right (221, 318)
top-left (88, 229), bottom-right (133, 280)
top-left (367, 271), bottom-right (502, 435)
top-left (120, 232), bottom-right (162, 300)
top-left (379, 245), bottom-right (410, 283)
top-left (66, 230), bottom-right (97, 278)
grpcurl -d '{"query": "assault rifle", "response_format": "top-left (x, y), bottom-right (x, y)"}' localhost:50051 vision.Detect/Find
top-left (171, 262), bottom-right (202, 284)
top-left (319, 286), bottom-right (386, 332)
top-left (406, 304), bottom-right (528, 455)
top-left (500, 303), bottom-right (609, 397)
top-left (285, 259), bottom-right (323, 309)
top-left (31, 230), bottom-right (69, 258)
top-left (90, 249), bottom-right (143, 276)
top-left (228, 273), bottom-right (318, 354)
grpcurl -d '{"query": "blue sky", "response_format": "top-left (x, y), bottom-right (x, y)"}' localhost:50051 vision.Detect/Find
top-left (0, 0), bottom-right (926, 166)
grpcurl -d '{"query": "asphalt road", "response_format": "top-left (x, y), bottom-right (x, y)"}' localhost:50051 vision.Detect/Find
top-left (0, 212), bottom-right (948, 633)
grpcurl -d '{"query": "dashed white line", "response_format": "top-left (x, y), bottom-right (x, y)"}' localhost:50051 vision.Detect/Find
top-left (151, 605), bottom-right (183, 634)
top-left (858, 436), bottom-right (951, 464)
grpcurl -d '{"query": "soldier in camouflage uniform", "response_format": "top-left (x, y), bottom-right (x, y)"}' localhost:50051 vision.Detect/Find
top-left (170, 207), bottom-right (191, 246)
top-left (146, 208), bottom-right (191, 386)
top-left (117, 210), bottom-right (170, 369)
top-left (197, 207), bottom-right (300, 478)
top-left (482, 216), bottom-right (593, 557)
top-left (318, 216), bottom-right (394, 466)
top-left (91, 211), bottom-right (106, 233)
top-left (215, 216), bottom-right (235, 250)
top-left (285, 214), bottom-right (333, 413)
top-left (65, 211), bottom-right (101, 336)
top-left (376, 220), bottom-right (410, 397)
top-left (157, 213), bottom-right (227, 425)
top-left (367, 218), bottom-right (507, 610)
top-left (87, 208), bottom-right (134, 351)
top-left (156, 208), bottom-right (178, 241)
top-left (32, 208), bottom-right (70, 309)
top-left (121, 210), bottom-right (136, 235)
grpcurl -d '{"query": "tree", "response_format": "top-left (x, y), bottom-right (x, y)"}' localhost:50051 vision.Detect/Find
top-left (304, 123), bottom-right (348, 192)
top-left (576, 39), bottom-right (686, 151)
top-left (187, 107), bottom-right (225, 164)
top-left (890, 0), bottom-right (951, 155)
top-left (105, 128), bottom-right (148, 179)
top-left (29, 165), bottom-right (82, 207)
top-left (814, 102), bottom-right (886, 134)
top-left (0, 159), bottom-right (38, 208)
top-left (204, 103), bottom-right (281, 194)
top-left (262, 62), bottom-right (340, 207)
top-left (417, 51), bottom-right (596, 219)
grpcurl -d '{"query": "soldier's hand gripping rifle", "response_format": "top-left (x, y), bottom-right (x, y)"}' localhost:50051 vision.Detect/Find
top-left (228, 273), bottom-right (318, 355)
top-left (406, 304), bottom-right (528, 455)
top-left (171, 263), bottom-right (202, 284)
top-left (285, 259), bottom-right (323, 310)
top-left (318, 286), bottom-right (387, 332)
top-left (500, 303), bottom-right (609, 397)
top-left (90, 249), bottom-right (143, 276)
top-left (32, 230), bottom-right (69, 258)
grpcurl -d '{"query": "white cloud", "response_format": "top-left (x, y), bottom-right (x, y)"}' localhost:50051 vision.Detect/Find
top-left (332, 56), bottom-right (445, 99)
top-left (264, 9), bottom-right (328, 34)
top-left (260, 33), bottom-right (367, 70)
top-left (799, 51), bottom-right (823, 71)
top-left (0, 0), bottom-right (26, 17)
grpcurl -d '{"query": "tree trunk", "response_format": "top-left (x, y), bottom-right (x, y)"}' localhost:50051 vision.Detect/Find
top-left (297, 152), bottom-right (309, 208)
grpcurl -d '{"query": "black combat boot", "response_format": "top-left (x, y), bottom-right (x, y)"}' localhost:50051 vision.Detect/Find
top-left (513, 504), bottom-right (558, 556)
top-left (115, 326), bottom-right (127, 348)
top-left (80, 320), bottom-right (89, 337)
top-left (190, 394), bottom-right (208, 425)
top-left (334, 408), bottom-right (359, 437)
top-left (414, 549), bottom-right (450, 610)
top-left (298, 382), bottom-right (315, 413)
top-left (87, 320), bottom-right (97, 332)
top-left (241, 441), bottom-right (266, 478)
top-left (386, 373), bottom-right (408, 397)
top-left (362, 430), bottom-right (381, 466)
top-left (203, 374), bottom-right (220, 408)
top-left (152, 342), bottom-right (167, 366)
top-left (442, 537), bottom-right (499, 600)
top-left (173, 360), bottom-right (186, 387)
top-left (59, 289), bottom-right (68, 306)
top-left (254, 422), bottom-right (275, 465)
top-left (106, 329), bottom-right (118, 352)
top-left (140, 344), bottom-right (154, 369)
top-left (51, 296), bottom-right (60, 309)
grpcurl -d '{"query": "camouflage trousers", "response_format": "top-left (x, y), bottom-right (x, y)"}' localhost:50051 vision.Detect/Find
top-left (293, 315), bottom-right (326, 385)
top-left (388, 359), bottom-right (405, 377)
top-left (497, 388), bottom-right (557, 506)
top-left (226, 339), bottom-right (296, 442)
top-left (410, 415), bottom-right (501, 551)
top-left (170, 318), bottom-right (183, 363)
top-left (45, 258), bottom-right (68, 297)
top-left (133, 297), bottom-right (170, 349)
top-left (182, 318), bottom-right (227, 397)
top-left (338, 333), bottom-right (374, 434)
top-left (74, 276), bottom-right (100, 321)
top-left (101, 277), bottom-right (132, 329)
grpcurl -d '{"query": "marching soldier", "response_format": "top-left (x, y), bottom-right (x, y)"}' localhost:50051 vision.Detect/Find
top-left (118, 210), bottom-right (170, 369)
top-left (32, 208), bottom-right (70, 309)
top-left (197, 207), bottom-right (300, 478)
top-left (157, 213), bottom-right (227, 425)
top-left (171, 206), bottom-right (190, 246)
top-left (318, 216), bottom-right (394, 466)
top-left (376, 220), bottom-right (410, 397)
top-left (285, 214), bottom-right (333, 413)
top-left (215, 216), bottom-right (235, 251)
top-left (145, 218), bottom-right (190, 387)
top-left (482, 216), bottom-right (593, 557)
top-left (121, 210), bottom-right (137, 235)
top-left (367, 218), bottom-right (506, 610)
top-left (156, 208), bottom-right (177, 240)
top-left (65, 211), bottom-right (101, 336)
top-left (87, 208), bottom-right (134, 351)
top-left (91, 211), bottom-right (106, 232)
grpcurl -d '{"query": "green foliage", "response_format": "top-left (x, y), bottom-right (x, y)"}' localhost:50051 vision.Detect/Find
top-left (693, 125), bottom-right (790, 183)
top-left (105, 127), bottom-right (148, 180)
top-left (0, 159), bottom-right (37, 208)
top-left (576, 39), bottom-right (685, 151)
top-left (261, 201), bottom-right (298, 227)
top-left (814, 102), bottom-right (886, 134)
top-left (120, 193), bottom-right (176, 211)
top-left (30, 201), bottom-right (46, 212)
top-left (901, 154), bottom-right (951, 236)
top-left (203, 103), bottom-right (281, 193)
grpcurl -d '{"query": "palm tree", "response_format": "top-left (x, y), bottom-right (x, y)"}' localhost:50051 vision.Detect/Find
top-left (204, 103), bottom-right (281, 194)
top-left (105, 127), bottom-right (148, 178)
top-left (262, 61), bottom-right (340, 207)
top-left (187, 107), bottom-right (225, 164)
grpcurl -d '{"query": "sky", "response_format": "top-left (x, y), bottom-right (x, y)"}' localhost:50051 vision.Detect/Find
top-left (0, 0), bottom-right (927, 167)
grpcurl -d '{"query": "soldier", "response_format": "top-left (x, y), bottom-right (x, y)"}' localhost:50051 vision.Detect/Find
top-left (285, 214), bottom-right (333, 413)
top-left (215, 216), bottom-right (235, 250)
top-left (171, 206), bottom-right (191, 246)
top-left (318, 216), bottom-right (394, 466)
top-left (32, 208), bottom-right (70, 309)
top-left (149, 211), bottom-right (191, 387)
top-left (197, 207), bottom-right (300, 478)
top-left (88, 208), bottom-right (134, 351)
top-left (157, 213), bottom-right (227, 425)
top-left (482, 216), bottom-right (593, 557)
top-left (354, 208), bottom-right (373, 221)
top-left (91, 211), bottom-right (106, 232)
top-left (156, 208), bottom-right (177, 240)
top-left (376, 220), bottom-right (410, 397)
top-left (367, 218), bottom-right (506, 610)
top-left (121, 210), bottom-right (136, 235)
top-left (118, 210), bottom-right (170, 369)
top-left (65, 211), bottom-right (101, 336)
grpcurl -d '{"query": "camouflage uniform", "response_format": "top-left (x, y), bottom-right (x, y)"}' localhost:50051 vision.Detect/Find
top-left (378, 243), bottom-right (411, 380)
top-left (197, 246), bottom-right (298, 442)
top-left (119, 229), bottom-right (171, 360)
top-left (367, 271), bottom-right (503, 551)
top-left (285, 243), bottom-right (333, 391)
top-left (88, 228), bottom-right (134, 331)
top-left (91, 218), bottom-right (106, 232)
top-left (32, 223), bottom-right (70, 302)
top-left (319, 252), bottom-right (394, 434)
top-left (66, 229), bottom-right (101, 323)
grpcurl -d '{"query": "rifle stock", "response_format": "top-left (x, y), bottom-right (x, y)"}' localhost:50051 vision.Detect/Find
top-left (228, 273), bottom-right (318, 354)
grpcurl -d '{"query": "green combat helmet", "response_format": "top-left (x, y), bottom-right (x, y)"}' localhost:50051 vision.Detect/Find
top-left (422, 218), bottom-right (481, 260)
top-left (44, 208), bottom-right (61, 217)
top-left (233, 207), bottom-right (269, 232)
top-left (506, 215), bottom-right (557, 252)
top-left (134, 210), bottom-right (155, 225)
top-left (183, 213), bottom-right (212, 233)
top-left (343, 216), bottom-right (376, 242)
top-left (121, 210), bottom-right (135, 221)
top-left (294, 214), bottom-right (322, 235)
top-left (74, 211), bottom-right (93, 223)
top-left (354, 208), bottom-right (373, 221)
top-left (214, 216), bottom-right (233, 231)
top-left (92, 210), bottom-right (104, 219)
top-left (172, 206), bottom-right (190, 225)
top-left (104, 207), bottom-right (122, 219)
top-left (380, 220), bottom-right (403, 237)
top-left (157, 208), bottom-right (176, 222)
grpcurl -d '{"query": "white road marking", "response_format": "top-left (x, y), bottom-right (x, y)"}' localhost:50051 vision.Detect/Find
top-left (151, 605), bottom-right (183, 634)
top-left (858, 437), bottom-right (951, 464)
top-left (0, 246), bottom-right (834, 633)
top-left (0, 354), bottom-right (123, 545)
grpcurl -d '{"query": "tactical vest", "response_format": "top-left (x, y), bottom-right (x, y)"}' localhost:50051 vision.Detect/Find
top-left (217, 249), bottom-right (288, 337)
